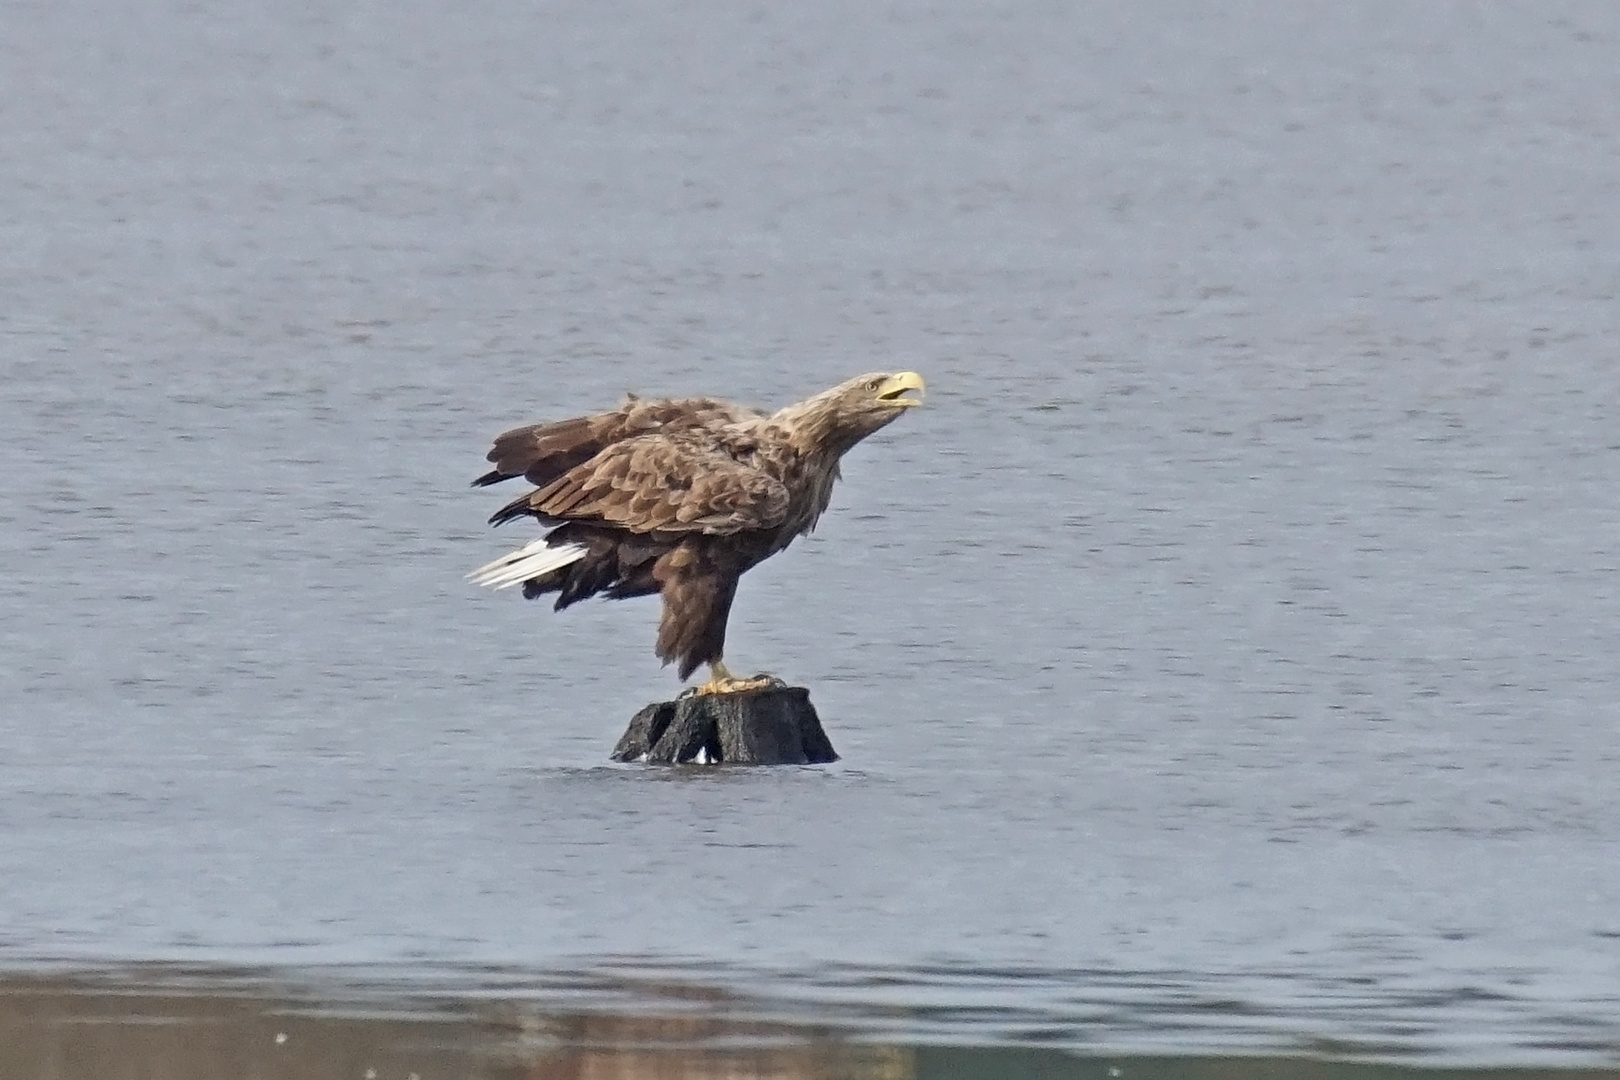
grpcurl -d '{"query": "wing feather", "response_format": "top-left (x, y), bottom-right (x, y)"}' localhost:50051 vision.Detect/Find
top-left (473, 396), bottom-right (760, 488)
top-left (526, 430), bottom-right (789, 535)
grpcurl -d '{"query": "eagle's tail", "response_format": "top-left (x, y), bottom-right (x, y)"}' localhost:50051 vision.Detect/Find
top-left (467, 537), bottom-right (587, 591)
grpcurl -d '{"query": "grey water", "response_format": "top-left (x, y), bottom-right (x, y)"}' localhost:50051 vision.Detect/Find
top-left (3, 0), bottom-right (1620, 1069)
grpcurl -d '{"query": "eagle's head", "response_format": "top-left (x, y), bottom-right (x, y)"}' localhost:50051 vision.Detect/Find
top-left (776, 371), bottom-right (926, 456)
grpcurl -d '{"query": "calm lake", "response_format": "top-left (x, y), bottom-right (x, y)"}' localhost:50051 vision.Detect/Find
top-left (2, 0), bottom-right (1618, 1073)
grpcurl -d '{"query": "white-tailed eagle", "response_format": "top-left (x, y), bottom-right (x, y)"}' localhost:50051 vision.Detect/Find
top-left (469, 372), bottom-right (925, 694)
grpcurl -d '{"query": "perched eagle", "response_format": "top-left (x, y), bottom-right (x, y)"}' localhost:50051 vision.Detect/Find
top-left (469, 372), bottom-right (926, 695)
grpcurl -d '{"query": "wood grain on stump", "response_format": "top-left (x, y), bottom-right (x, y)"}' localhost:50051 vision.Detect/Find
top-left (611, 686), bottom-right (838, 765)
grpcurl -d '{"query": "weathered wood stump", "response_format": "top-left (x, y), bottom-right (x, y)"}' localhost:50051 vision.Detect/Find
top-left (611, 685), bottom-right (838, 765)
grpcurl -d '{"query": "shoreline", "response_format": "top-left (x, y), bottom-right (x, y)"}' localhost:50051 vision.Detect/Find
top-left (2, 966), bottom-right (1616, 1079)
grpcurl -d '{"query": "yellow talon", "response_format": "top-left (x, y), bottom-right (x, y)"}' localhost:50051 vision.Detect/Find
top-left (690, 658), bottom-right (783, 696)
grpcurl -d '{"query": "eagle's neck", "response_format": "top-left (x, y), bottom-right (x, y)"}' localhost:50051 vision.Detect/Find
top-left (753, 403), bottom-right (846, 542)
top-left (779, 453), bottom-right (841, 542)
top-left (770, 396), bottom-right (865, 459)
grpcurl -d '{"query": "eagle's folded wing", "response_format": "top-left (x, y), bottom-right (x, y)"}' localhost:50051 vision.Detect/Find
top-left (474, 397), bottom-right (759, 489)
top-left (518, 433), bottom-right (790, 536)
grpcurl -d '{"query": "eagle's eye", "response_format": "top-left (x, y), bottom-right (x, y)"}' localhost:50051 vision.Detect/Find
top-left (868, 378), bottom-right (883, 390)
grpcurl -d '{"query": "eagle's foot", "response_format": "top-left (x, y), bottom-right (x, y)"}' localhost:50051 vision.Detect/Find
top-left (684, 661), bottom-right (787, 697)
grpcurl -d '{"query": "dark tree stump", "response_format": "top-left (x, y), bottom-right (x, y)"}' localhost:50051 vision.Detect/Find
top-left (611, 686), bottom-right (838, 765)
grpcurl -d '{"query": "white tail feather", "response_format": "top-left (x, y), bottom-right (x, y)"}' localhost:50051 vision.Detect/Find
top-left (467, 538), bottom-right (588, 590)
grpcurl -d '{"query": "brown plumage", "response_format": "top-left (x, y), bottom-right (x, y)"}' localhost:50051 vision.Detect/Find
top-left (468, 372), bottom-right (925, 693)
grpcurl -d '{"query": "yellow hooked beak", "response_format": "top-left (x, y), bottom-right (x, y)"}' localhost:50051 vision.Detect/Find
top-left (876, 371), bottom-right (926, 407)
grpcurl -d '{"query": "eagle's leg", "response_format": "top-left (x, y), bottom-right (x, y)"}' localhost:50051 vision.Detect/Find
top-left (691, 658), bottom-right (785, 696)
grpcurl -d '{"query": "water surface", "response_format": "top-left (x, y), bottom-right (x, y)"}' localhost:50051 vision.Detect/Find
top-left (2, 0), bottom-right (1619, 1068)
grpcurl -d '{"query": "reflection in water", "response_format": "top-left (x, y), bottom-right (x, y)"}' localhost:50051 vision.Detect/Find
top-left (0, 974), bottom-right (898, 1080)
top-left (512, 1014), bottom-right (909, 1080)
top-left (1, 972), bottom-right (1616, 1080)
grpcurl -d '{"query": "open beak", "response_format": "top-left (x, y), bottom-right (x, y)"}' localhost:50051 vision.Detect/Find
top-left (876, 371), bottom-right (926, 407)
